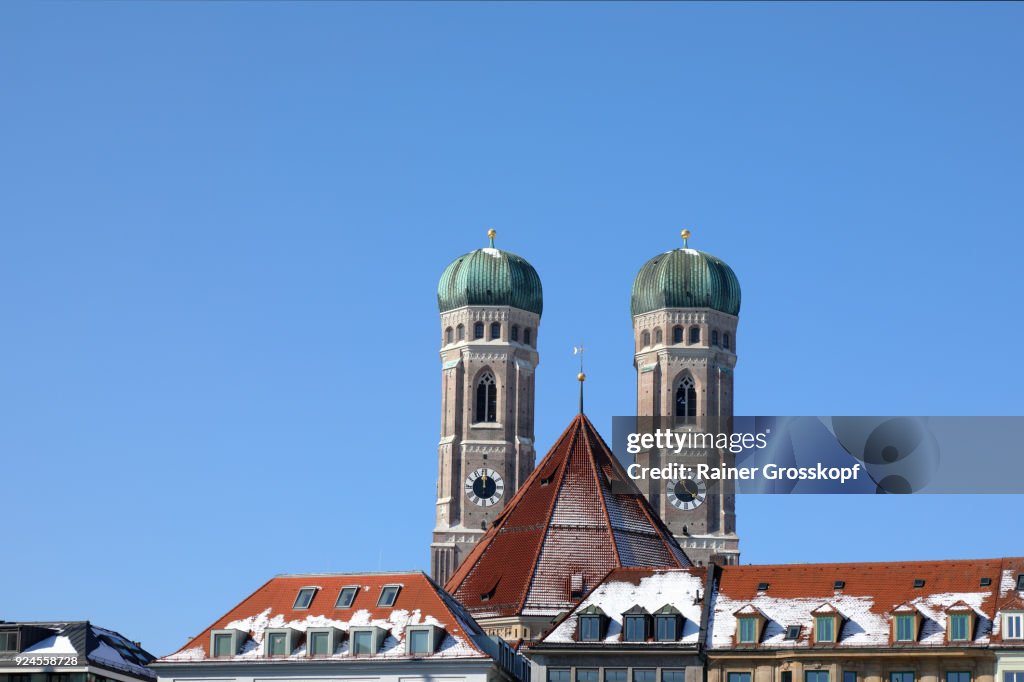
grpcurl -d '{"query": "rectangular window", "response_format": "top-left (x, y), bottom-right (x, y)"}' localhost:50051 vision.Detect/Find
top-left (576, 671), bottom-right (599, 682)
top-left (547, 671), bottom-right (570, 682)
top-left (947, 673), bottom-right (971, 682)
top-left (815, 616), bottom-right (835, 642)
top-left (663, 673), bottom-right (686, 682)
top-left (624, 615), bottom-right (647, 642)
top-left (949, 614), bottom-right (970, 641)
top-left (729, 674), bottom-right (752, 682)
top-left (267, 632), bottom-right (288, 657)
top-left (579, 616), bottom-right (602, 641)
top-left (293, 587), bottom-right (317, 609)
top-left (377, 585), bottom-right (400, 607)
top-left (891, 673), bottom-right (915, 682)
top-left (605, 671), bottom-right (628, 682)
top-left (656, 615), bottom-right (678, 641)
top-left (782, 673), bottom-right (793, 682)
top-left (335, 586), bottom-right (358, 609)
top-left (0, 632), bottom-right (17, 652)
top-left (408, 629), bottom-right (430, 655)
top-left (213, 633), bottom-right (234, 658)
top-left (1005, 674), bottom-right (1024, 682)
top-left (807, 672), bottom-right (830, 682)
top-left (308, 631), bottom-right (330, 656)
top-left (1006, 614), bottom-right (1024, 639)
top-left (844, 672), bottom-right (857, 682)
top-left (895, 615), bottom-right (916, 641)
top-left (351, 630), bottom-right (373, 655)
top-left (738, 617), bottom-right (757, 643)
top-left (633, 672), bottom-right (656, 682)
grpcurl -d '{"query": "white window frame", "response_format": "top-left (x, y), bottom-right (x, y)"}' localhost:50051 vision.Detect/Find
top-left (1005, 612), bottom-right (1024, 640)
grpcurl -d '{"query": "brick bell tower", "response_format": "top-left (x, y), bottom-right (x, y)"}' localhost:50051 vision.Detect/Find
top-left (630, 229), bottom-right (741, 566)
top-left (431, 230), bottom-right (542, 585)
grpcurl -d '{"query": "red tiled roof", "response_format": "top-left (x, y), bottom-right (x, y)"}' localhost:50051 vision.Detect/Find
top-left (446, 414), bottom-right (690, 620)
top-left (159, 572), bottom-right (488, 661)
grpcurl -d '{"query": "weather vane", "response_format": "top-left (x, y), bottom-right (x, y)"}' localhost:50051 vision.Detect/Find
top-left (573, 344), bottom-right (586, 413)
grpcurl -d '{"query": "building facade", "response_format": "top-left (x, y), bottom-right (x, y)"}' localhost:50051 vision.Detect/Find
top-left (432, 230), bottom-right (544, 585)
top-left (0, 620), bottom-right (155, 682)
top-left (630, 233), bottom-right (742, 567)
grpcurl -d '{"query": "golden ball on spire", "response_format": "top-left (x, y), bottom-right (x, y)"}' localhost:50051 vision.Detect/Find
top-left (578, 372), bottom-right (586, 382)
top-left (487, 229), bottom-right (497, 240)
top-left (681, 229), bottom-right (691, 240)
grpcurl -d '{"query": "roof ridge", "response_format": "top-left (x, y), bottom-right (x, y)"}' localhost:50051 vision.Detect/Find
top-left (585, 420), bottom-right (622, 569)
top-left (724, 557), bottom-right (1018, 570)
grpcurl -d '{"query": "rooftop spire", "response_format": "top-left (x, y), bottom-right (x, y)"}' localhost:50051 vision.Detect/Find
top-left (573, 344), bottom-right (585, 414)
top-left (681, 228), bottom-right (691, 249)
top-left (487, 228), bottom-right (496, 248)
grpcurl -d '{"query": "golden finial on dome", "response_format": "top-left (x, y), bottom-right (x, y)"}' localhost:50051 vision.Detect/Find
top-left (681, 228), bottom-right (691, 248)
top-left (487, 228), bottom-right (497, 247)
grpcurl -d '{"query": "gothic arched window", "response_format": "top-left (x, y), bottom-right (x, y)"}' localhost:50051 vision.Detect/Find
top-left (672, 326), bottom-right (683, 344)
top-left (675, 376), bottom-right (697, 419)
top-left (511, 325), bottom-right (519, 342)
top-left (524, 328), bottom-right (532, 346)
top-left (689, 326), bottom-right (701, 345)
top-left (642, 331), bottom-right (651, 347)
top-left (457, 324), bottom-right (465, 341)
top-left (490, 322), bottom-right (501, 340)
top-left (474, 322), bottom-right (485, 340)
top-left (445, 327), bottom-right (453, 344)
top-left (475, 372), bottom-right (497, 423)
top-left (723, 332), bottom-right (731, 350)
top-left (711, 330), bottom-right (719, 346)
top-left (655, 328), bottom-right (663, 344)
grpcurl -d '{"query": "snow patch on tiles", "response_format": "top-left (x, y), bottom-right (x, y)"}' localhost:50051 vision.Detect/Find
top-left (23, 635), bottom-right (77, 655)
top-left (1001, 570), bottom-right (1021, 598)
top-left (545, 571), bottom-right (705, 645)
top-left (710, 590), bottom-right (992, 649)
top-left (173, 606), bottom-right (480, 661)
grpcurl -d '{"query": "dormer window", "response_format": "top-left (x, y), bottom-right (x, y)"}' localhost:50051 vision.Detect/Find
top-left (577, 605), bottom-right (607, 642)
top-left (949, 613), bottom-right (970, 641)
top-left (210, 629), bottom-right (246, 658)
top-left (815, 616), bottom-right (836, 643)
top-left (265, 628), bottom-right (299, 657)
top-left (654, 605), bottom-right (682, 642)
top-left (0, 631), bottom-right (17, 652)
top-left (894, 614), bottom-right (916, 642)
top-left (406, 625), bottom-right (444, 656)
top-left (1003, 612), bottom-right (1023, 639)
top-left (293, 587), bottom-right (318, 609)
top-left (377, 584), bottom-right (401, 607)
top-left (738, 617), bottom-right (758, 643)
top-left (335, 586), bottom-right (359, 609)
top-left (349, 626), bottom-right (386, 656)
top-left (624, 615), bottom-right (647, 642)
top-left (307, 628), bottom-right (340, 657)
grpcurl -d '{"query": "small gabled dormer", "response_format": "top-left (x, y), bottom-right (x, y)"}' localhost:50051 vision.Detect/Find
top-left (891, 603), bottom-right (922, 644)
top-left (264, 627), bottom-right (301, 657)
top-left (621, 605), bottom-right (652, 643)
top-left (653, 604), bottom-right (684, 642)
top-left (810, 603), bottom-right (843, 644)
top-left (405, 624), bottom-right (446, 656)
top-left (945, 601), bottom-right (975, 643)
top-left (306, 627), bottom-right (342, 657)
top-left (576, 605), bottom-right (608, 642)
top-left (734, 604), bottom-right (767, 646)
top-left (348, 626), bottom-right (388, 656)
top-left (210, 629), bottom-right (248, 658)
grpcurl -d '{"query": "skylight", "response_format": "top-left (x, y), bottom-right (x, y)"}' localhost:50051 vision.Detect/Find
top-left (980, 577), bottom-right (992, 587)
top-left (1017, 574), bottom-right (1024, 591)
top-left (335, 586), bottom-right (359, 609)
top-left (294, 587), bottom-right (318, 609)
top-left (913, 579), bottom-right (925, 588)
top-left (833, 580), bottom-right (845, 590)
top-left (378, 584), bottom-right (401, 607)
top-left (784, 625), bottom-right (801, 640)
top-left (757, 582), bottom-right (769, 591)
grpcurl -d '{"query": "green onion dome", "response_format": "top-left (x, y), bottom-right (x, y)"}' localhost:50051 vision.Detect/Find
top-left (631, 232), bottom-right (741, 316)
top-left (437, 230), bottom-right (543, 316)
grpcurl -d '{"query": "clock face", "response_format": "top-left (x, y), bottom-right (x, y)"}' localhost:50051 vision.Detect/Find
top-left (465, 468), bottom-right (505, 507)
top-left (667, 476), bottom-right (707, 511)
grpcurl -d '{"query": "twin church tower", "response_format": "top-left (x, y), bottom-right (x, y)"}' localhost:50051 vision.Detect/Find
top-left (431, 230), bottom-right (742, 585)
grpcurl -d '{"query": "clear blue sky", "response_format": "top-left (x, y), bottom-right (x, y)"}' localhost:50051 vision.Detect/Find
top-left (2, 1), bottom-right (1022, 657)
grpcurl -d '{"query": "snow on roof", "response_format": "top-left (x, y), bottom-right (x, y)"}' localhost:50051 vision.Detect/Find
top-left (157, 572), bottom-right (490, 664)
top-left (542, 568), bottom-right (706, 645)
top-left (22, 635), bottom-right (77, 655)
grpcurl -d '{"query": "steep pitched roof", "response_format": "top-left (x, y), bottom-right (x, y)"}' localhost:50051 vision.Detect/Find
top-left (0, 621), bottom-right (155, 679)
top-left (446, 414), bottom-right (690, 620)
top-left (711, 558), bottom-right (1014, 649)
top-left (156, 572), bottom-right (495, 663)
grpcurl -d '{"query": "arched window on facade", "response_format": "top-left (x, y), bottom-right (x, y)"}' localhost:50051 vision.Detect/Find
top-left (675, 376), bottom-right (697, 419)
top-left (524, 328), bottom-right (532, 346)
top-left (673, 326), bottom-right (683, 344)
top-left (475, 372), bottom-right (497, 423)
top-left (490, 322), bottom-right (501, 340)
top-left (689, 326), bottom-right (701, 345)
top-left (511, 325), bottom-right (519, 342)
top-left (445, 327), bottom-right (453, 344)
top-left (642, 330), bottom-right (651, 347)
top-left (723, 332), bottom-right (731, 350)
top-left (474, 322), bottom-right (485, 340)
top-left (456, 324), bottom-right (465, 341)
top-left (655, 328), bottom-right (663, 344)
top-left (711, 330), bottom-right (719, 346)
